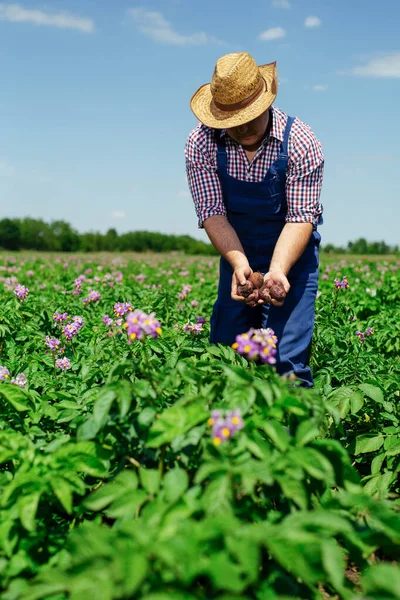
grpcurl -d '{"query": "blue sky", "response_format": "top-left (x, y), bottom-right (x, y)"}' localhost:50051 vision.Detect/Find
top-left (0, 0), bottom-right (399, 247)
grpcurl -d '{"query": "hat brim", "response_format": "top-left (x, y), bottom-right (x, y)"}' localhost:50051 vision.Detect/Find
top-left (190, 62), bottom-right (278, 129)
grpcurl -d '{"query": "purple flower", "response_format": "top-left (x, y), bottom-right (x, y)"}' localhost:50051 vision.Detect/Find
top-left (54, 311), bottom-right (69, 323)
top-left (55, 357), bottom-right (71, 371)
top-left (62, 317), bottom-right (83, 340)
top-left (45, 336), bottom-right (62, 351)
top-left (196, 316), bottom-right (206, 325)
top-left (82, 290), bottom-right (101, 305)
top-left (72, 316), bottom-right (84, 330)
top-left (183, 321), bottom-right (203, 335)
top-left (11, 373), bottom-right (27, 388)
top-left (177, 284), bottom-right (192, 300)
top-left (356, 330), bottom-right (365, 343)
top-left (334, 276), bottom-right (349, 290)
top-left (191, 300), bottom-right (199, 307)
top-left (125, 309), bottom-right (162, 343)
top-left (114, 302), bottom-right (133, 317)
top-left (208, 408), bottom-right (244, 446)
top-left (365, 327), bottom-right (374, 336)
top-left (232, 328), bottom-right (278, 365)
top-left (0, 366), bottom-right (10, 381)
top-left (14, 284), bottom-right (29, 300)
top-left (102, 315), bottom-right (113, 327)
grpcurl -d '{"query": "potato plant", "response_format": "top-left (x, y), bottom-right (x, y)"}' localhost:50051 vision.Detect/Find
top-left (0, 252), bottom-right (399, 600)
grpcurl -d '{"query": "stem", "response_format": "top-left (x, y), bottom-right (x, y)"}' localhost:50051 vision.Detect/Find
top-left (333, 289), bottom-right (339, 311)
top-left (354, 343), bottom-right (362, 376)
top-left (127, 456), bottom-right (141, 468)
top-left (158, 445), bottom-right (166, 478)
top-left (141, 341), bottom-right (160, 398)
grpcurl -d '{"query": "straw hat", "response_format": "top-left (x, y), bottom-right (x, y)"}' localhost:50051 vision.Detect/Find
top-left (190, 52), bottom-right (278, 129)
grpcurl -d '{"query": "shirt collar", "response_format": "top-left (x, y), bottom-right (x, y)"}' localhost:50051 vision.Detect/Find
top-left (219, 105), bottom-right (283, 145)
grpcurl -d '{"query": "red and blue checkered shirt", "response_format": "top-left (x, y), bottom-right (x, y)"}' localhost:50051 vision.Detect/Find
top-left (185, 105), bottom-right (324, 228)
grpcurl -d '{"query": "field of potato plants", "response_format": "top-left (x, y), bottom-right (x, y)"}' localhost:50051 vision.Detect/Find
top-left (0, 251), bottom-right (399, 600)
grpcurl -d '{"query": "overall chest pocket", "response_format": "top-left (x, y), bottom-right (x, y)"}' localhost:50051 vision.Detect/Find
top-left (226, 190), bottom-right (282, 216)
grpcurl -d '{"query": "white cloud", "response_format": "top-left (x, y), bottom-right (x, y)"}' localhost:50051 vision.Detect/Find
top-left (177, 190), bottom-right (190, 198)
top-left (313, 84), bottom-right (328, 92)
top-left (272, 0), bottom-right (291, 8)
top-left (112, 211), bottom-right (126, 218)
top-left (0, 3), bottom-right (94, 33)
top-left (258, 27), bottom-right (286, 41)
top-left (349, 53), bottom-right (400, 78)
top-left (304, 16), bottom-right (321, 28)
top-left (128, 7), bottom-right (223, 45)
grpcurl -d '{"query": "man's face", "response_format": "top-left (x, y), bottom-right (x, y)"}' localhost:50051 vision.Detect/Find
top-left (226, 109), bottom-right (270, 148)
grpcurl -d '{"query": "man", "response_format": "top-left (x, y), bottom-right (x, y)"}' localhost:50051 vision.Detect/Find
top-left (185, 52), bottom-right (324, 387)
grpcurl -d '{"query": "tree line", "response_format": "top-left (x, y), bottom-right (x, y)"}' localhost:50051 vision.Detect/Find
top-left (323, 238), bottom-right (399, 255)
top-left (0, 218), bottom-right (217, 255)
top-left (0, 218), bottom-right (398, 255)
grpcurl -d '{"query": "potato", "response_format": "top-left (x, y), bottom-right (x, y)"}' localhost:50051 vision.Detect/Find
top-left (245, 289), bottom-right (260, 305)
top-left (259, 285), bottom-right (272, 303)
top-left (264, 279), bottom-right (286, 302)
top-left (249, 272), bottom-right (264, 289)
top-left (237, 280), bottom-right (254, 297)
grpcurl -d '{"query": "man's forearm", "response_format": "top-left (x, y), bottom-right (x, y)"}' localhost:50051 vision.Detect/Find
top-left (269, 223), bottom-right (313, 275)
top-left (203, 215), bottom-right (248, 269)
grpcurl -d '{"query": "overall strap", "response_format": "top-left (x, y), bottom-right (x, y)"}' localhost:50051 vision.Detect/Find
top-left (215, 130), bottom-right (228, 174)
top-left (280, 116), bottom-right (295, 158)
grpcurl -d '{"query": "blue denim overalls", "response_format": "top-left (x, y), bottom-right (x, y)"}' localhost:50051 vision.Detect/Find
top-left (210, 116), bottom-right (321, 387)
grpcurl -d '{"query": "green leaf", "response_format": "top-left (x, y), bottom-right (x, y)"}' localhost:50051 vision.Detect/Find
top-left (163, 468), bottom-right (189, 504)
top-left (106, 489), bottom-right (148, 518)
top-left (291, 448), bottom-right (335, 482)
top-left (202, 474), bottom-right (233, 516)
top-left (147, 400), bottom-right (208, 448)
top-left (295, 420), bottom-right (320, 447)
top-left (122, 554), bottom-right (148, 596)
top-left (17, 492), bottom-right (41, 532)
top-left (354, 434), bottom-right (384, 455)
top-left (92, 387), bottom-right (117, 427)
top-left (83, 471), bottom-right (138, 512)
top-left (116, 380), bottom-right (132, 419)
top-left (385, 439), bottom-right (400, 456)
top-left (265, 532), bottom-right (324, 586)
top-left (371, 453), bottom-right (386, 474)
top-left (0, 385), bottom-right (31, 412)
top-left (321, 539), bottom-right (345, 592)
top-left (364, 472), bottom-right (394, 499)
top-left (275, 476), bottom-right (308, 510)
top-left (361, 563), bottom-right (400, 599)
top-left (20, 582), bottom-right (67, 600)
top-left (140, 469), bottom-right (160, 496)
top-left (141, 594), bottom-right (197, 600)
top-left (329, 386), bottom-right (353, 419)
top-left (358, 383), bottom-right (384, 404)
top-left (51, 478), bottom-right (73, 514)
top-left (263, 420), bottom-right (290, 452)
top-left (138, 407), bottom-right (156, 428)
top-left (350, 391), bottom-right (364, 415)
top-left (206, 551), bottom-right (246, 593)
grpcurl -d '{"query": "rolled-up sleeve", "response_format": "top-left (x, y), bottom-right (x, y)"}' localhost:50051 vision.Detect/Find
top-left (285, 119), bottom-right (324, 225)
top-left (185, 126), bottom-right (226, 228)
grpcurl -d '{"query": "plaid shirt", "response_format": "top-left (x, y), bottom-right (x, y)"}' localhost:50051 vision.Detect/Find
top-left (185, 105), bottom-right (324, 228)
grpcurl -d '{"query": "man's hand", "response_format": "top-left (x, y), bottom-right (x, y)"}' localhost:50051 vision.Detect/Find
top-left (262, 271), bottom-right (290, 307)
top-left (231, 264), bottom-right (253, 302)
